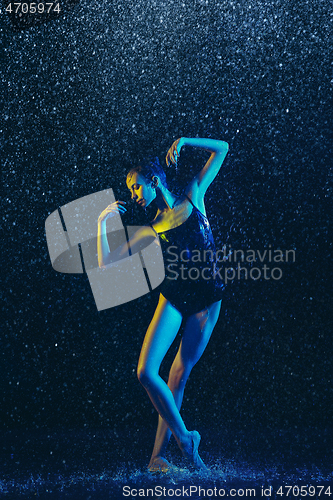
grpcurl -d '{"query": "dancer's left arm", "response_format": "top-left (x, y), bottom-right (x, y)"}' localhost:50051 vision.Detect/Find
top-left (166, 137), bottom-right (229, 198)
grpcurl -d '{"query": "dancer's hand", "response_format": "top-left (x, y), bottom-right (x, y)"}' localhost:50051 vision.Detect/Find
top-left (166, 138), bottom-right (185, 167)
top-left (98, 201), bottom-right (127, 223)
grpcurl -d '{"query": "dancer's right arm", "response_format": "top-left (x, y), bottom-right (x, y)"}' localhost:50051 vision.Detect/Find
top-left (97, 201), bottom-right (127, 268)
top-left (97, 201), bottom-right (157, 268)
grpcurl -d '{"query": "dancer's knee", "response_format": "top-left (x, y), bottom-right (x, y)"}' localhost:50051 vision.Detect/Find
top-left (137, 364), bottom-right (154, 387)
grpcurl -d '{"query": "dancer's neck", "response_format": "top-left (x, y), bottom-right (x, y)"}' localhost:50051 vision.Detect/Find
top-left (155, 188), bottom-right (178, 212)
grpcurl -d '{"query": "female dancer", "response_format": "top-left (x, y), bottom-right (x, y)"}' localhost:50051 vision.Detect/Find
top-left (97, 137), bottom-right (229, 472)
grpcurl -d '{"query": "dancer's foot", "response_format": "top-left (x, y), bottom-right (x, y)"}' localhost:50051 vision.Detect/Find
top-left (148, 456), bottom-right (175, 473)
top-left (181, 431), bottom-right (208, 470)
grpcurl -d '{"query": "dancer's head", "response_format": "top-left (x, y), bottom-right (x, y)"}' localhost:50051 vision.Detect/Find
top-left (126, 157), bottom-right (167, 208)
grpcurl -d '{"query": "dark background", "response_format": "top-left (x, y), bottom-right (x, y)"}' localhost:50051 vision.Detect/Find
top-left (1, 0), bottom-right (332, 481)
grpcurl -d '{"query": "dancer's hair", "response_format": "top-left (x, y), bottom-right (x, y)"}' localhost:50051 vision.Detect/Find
top-left (127, 157), bottom-right (168, 189)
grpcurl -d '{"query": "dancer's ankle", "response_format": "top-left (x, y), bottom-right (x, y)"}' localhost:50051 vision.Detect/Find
top-left (178, 431), bottom-right (193, 456)
top-left (149, 454), bottom-right (164, 465)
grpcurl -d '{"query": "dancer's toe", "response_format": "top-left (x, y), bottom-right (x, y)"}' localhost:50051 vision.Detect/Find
top-left (148, 456), bottom-right (175, 473)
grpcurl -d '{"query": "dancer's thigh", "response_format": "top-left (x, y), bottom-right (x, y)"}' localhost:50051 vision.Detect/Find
top-left (138, 294), bottom-right (183, 375)
top-left (178, 300), bottom-right (222, 367)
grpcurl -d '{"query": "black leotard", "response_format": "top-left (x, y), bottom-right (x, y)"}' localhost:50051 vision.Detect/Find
top-left (150, 195), bottom-right (225, 316)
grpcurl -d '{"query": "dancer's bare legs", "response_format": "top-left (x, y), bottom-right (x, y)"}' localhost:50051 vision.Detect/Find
top-left (137, 296), bottom-right (187, 447)
top-left (148, 300), bottom-right (221, 468)
top-left (137, 294), bottom-right (221, 470)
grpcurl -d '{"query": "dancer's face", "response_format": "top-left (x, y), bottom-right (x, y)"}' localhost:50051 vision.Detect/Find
top-left (126, 172), bottom-right (157, 208)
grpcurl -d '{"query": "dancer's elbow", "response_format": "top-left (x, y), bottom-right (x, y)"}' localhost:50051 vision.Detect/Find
top-left (218, 141), bottom-right (229, 153)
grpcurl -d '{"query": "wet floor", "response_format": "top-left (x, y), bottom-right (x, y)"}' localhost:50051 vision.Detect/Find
top-left (2, 428), bottom-right (331, 499)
